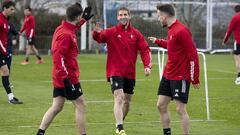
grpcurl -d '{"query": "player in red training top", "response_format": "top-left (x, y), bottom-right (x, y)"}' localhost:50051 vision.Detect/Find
top-left (148, 4), bottom-right (200, 135)
top-left (222, 5), bottom-right (240, 85)
top-left (93, 7), bottom-right (152, 135)
top-left (36, 3), bottom-right (93, 135)
top-left (19, 6), bottom-right (43, 65)
top-left (0, 0), bottom-right (23, 104)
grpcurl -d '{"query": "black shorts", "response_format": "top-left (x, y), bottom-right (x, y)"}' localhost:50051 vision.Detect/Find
top-left (27, 37), bottom-right (35, 45)
top-left (233, 43), bottom-right (240, 55)
top-left (53, 83), bottom-right (83, 100)
top-left (158, 76), bottom-right (190, 104)
top-left (0, 53), bottom-right (7, 67)
top-left (109, 76), bottom-right (135, 94)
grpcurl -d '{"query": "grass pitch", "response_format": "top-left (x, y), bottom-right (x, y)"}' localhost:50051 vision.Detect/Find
top-left (0, 54), bottom-right (239, 135)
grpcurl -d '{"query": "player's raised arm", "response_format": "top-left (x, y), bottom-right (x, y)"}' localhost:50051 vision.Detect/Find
top-left (148, 36), bottom-right (167, 49)
top-left (92, 22), bottom-right (107, 43)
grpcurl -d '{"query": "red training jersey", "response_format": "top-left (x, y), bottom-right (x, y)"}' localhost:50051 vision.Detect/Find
top-left (0, 13), bottom-right (8, 56)
top-left (20, 15), bottom-right (35, 38)
top-left (51, 19), bottom-right (86, 88)
top-left (223, 12), bottom-right (240, 44)
top-left (93, 23), bottom-right (152, 80)
top-left (154, 20), bottom-right (200, 84)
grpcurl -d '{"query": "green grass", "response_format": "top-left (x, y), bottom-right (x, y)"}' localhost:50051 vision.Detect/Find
top-left (0, 54), bottom-right (239, 135)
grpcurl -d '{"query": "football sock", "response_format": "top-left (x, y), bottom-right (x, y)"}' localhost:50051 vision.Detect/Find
top-left (36, 55), bottom-right (42, 60)
top-left (36, 129), bottom-right (45, 135)
top-left (117, 124), bottom-right (124, 131)
top-left (163, 128), bottom-right (171, 135)
top-left (237, 72), bottom-right (240, 77)
top-left (25, 57), bottom-right (29, 62)
top-left (2, 76), bottom-right (12, 95)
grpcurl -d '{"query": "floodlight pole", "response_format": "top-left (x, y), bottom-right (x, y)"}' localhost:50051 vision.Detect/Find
top-left (81, 0), bottom-right (87, 51)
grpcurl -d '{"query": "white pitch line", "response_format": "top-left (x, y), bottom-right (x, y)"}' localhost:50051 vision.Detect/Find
top-left (18, 119), bottom-right (227, 128)
top-left (48, 100), bottom-right (113, 105)
top-left (208, 69), bottom-right (235, 74)
top-left (41, 79), bottom-right (147, 83)
top-left (208, 77), bottom-right (233, 80)
top-left (41, 80), bottom-right (107, 83)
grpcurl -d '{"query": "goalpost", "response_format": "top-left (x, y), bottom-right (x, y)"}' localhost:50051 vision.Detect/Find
top-left (150, 47), bottom-right (210, 121)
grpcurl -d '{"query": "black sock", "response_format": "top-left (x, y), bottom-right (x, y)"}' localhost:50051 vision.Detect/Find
top-left (117, 124), bottom-right (124, 131)
top-left (238, 72), bottom-right (240, 77)
top-left (25, 57), bottom-right (29, 62)
top-left (36, 129), bottom-right (45, 135)
top-left (2, 76), bottom-right (12, 94)
top-left (36, 55), bottom-right (42, 60)
top-left (163, 128), bottom-right (171, 135)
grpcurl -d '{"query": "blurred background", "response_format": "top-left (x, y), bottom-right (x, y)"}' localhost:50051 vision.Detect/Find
top-left (3, 0), bottom-right (240, 54)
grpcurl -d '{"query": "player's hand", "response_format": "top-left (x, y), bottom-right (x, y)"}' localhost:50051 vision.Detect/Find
top-left (192, 83), bottom-right (200, 89)
top-left (18, 32), bottom-right (22, 35)
top-left (148, 37), bottom-right (157, 43)
top-left (28, 38), bottom-right (32, 42)
top-left (222, 42), bottom-right (226, 46)
top-left (63, 78), bottom-right (75, 95)
top-left (82, 6), bottom-right (94, 21)
top-left (93, 22), bottom-right (102, 32)
top-left (144, 68), bottom-right (151, 77)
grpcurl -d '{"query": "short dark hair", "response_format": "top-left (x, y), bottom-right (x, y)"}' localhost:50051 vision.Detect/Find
top-left (156, 4), bottom-right (175, 16)
top-left (234, 5), bottom-right (240, 13)
top-left (66, 2), bottom-right (83, 22)
top-left (117, 7), bottom-right (130, 15)
top-left (25, 6), bottom-right (32, 11)
top-left (1, 0), bottom-right (15, 10)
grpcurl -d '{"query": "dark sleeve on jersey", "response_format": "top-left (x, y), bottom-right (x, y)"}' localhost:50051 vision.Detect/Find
top-left (179, 29), bottom-right (200, 84)
top-left (154, 38), bottom-right (167, 49)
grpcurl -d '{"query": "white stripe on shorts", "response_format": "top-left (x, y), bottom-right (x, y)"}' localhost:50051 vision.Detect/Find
top-left (234, 40), bottom-right (237, 51)
top-left (181, 80), bottom-right (186, 93)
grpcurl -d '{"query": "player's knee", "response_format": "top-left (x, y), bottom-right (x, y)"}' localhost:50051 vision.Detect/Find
top-left (76, 98), bottom-right (86, 109)
top-left (1, 68), bottom-right (9, 76)
top-left (157, 102), bottom-right (167, 113)
top-left (123, 100), bottom-right (130, 107)
top-left (51, 104), bottom-right (64, 114)
top-left (176, 106), bottom-right (185, 115)
top-left (114, 94), bottom-right (124, 105)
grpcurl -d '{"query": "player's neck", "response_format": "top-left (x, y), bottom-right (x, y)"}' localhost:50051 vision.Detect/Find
top-left (2, 11), bottom-right (8, 18)
top-left (66, 20), bottom-right (77, 26)
top-left (167, 18), bottom-right (176, 27)
top-left (123, 22), bottom-right (129, 30)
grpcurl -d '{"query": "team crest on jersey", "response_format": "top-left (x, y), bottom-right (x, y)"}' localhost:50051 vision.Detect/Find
top-left (170, 35), bottom-right (173, 40)
top-left (73, 37), bottom-right (77, 44)
top-left (130, 34), bottom-right (134, 39)
top-left (4, 24), bottom-right (6, 29)
top-left (117, 34), bottom-right (122, 38)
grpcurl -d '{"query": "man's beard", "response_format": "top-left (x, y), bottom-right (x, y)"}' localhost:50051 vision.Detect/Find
top-left (161, 22), bottom-right (167, 28)
top-left (119, 18), bottom-right (128, 25)
top-left (162, 24), bottom-right (167, 28)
